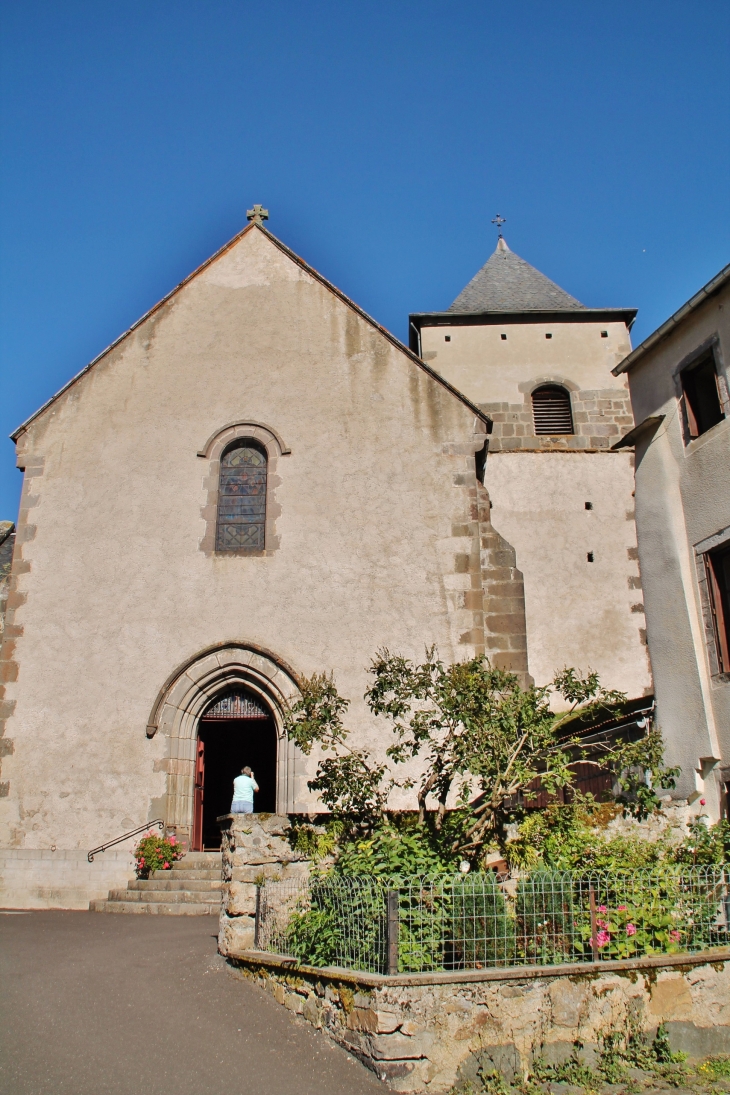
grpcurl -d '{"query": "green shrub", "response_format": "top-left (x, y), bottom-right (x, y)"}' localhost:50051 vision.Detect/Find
top-left (132, 832), bottom-right (183, 878)
top-left (450, 872), bottom-right (515, 968)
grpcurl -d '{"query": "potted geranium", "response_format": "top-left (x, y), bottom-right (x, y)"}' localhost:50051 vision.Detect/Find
top-left (132, 831), bottom-right (184, 879)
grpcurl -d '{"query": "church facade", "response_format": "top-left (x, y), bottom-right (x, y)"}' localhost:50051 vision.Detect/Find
top-left (0, 218), bottom-right (650, 908)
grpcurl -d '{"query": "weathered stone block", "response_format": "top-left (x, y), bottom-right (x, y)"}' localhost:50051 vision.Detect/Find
top-left (218, 913), bottom-right (255, 955)
top-left (225, 881), bottom-right (257, 916)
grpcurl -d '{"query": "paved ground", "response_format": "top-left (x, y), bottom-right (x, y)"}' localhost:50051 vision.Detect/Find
top-left (0, 910), bottom-right (387, 1095)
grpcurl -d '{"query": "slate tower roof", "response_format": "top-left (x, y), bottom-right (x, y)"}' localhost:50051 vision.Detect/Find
top-left (448, 237), bottom-right (586, 313)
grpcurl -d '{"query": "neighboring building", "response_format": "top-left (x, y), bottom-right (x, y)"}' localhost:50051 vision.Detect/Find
top-left (0, 218), bottom-right (654, 909)
top-left (612, 264), bottom-right (730, 819)
top-left (410, 236), bottom-right (651, 698)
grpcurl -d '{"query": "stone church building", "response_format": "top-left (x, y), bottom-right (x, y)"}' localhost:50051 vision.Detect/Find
top-left (0, 215), bottom-right (649, 908)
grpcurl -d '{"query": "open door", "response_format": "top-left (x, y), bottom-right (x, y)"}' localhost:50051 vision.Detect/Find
top-left (192, 738), bottom-right (205, 852)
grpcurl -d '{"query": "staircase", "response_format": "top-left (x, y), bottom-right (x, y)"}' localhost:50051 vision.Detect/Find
top-left (90, 852), bottom-right (222, 915)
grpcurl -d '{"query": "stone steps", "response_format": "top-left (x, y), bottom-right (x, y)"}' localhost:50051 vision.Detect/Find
top-left (108, 887), bottom-right (220, 903)
top-left (128, 877), bottom-right (221, 892)
top-left (154, 869), bottom-right (221, 880)
top-left (89, 899), bottom-right (219, 915)
top-left (90, 851), bottom-right (223, 916)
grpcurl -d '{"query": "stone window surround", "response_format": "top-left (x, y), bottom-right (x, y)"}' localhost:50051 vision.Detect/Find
top-left (695, 524), bottom-right (730, 683)
top-left (197, 421), bottom-right (291, 557)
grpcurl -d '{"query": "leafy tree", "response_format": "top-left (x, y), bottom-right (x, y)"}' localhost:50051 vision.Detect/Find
top-left (285, 650), bottom-right (679, 865)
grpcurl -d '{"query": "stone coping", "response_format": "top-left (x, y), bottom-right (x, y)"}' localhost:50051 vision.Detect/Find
top-left (228, 947), bottom-right (730, 988)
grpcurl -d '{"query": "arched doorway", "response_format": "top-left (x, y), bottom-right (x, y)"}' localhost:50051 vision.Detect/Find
top-left (192, 689), bottom-right (278, 850)
top-left (146, 642), bottom-right (311, 842)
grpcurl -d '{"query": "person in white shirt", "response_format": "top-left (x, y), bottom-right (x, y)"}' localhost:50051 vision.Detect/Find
top-left (231, 766), bottom-right (259, 814)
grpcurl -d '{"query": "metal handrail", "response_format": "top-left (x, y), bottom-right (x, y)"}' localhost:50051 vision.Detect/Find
top-left (88, 819), bottom-right (164, 862)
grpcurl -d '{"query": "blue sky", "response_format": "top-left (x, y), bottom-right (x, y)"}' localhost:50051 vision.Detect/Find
top-left (1, 0), bottom-right (728, 519)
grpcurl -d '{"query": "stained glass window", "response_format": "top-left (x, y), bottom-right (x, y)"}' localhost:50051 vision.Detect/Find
top-left (216, 441), bottom-right (267, 551)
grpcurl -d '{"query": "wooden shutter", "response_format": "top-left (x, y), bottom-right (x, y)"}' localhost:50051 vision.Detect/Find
top-left (706, 549), bottom-right (730, 673)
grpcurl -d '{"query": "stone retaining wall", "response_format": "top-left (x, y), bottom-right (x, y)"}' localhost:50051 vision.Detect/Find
top-left (227, 950), bottom-right (730, 1094)
top-left (217, 813), bottom-right (311, 955)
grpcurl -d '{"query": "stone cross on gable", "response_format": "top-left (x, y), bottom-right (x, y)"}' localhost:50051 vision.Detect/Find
top-left (491, 213), bottom-right (506, 236)
top-left (246, 204), bottom-right (269, 225)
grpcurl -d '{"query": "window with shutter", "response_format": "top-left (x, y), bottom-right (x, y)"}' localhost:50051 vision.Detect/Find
top-left (531, 385), bottom-right (574, 435)
top-left (216, 441), bottom-right (267, 551)
top-left (681, 352), bottom-right (725, 441)
top-left (706, 543), bottom-right (730, 673)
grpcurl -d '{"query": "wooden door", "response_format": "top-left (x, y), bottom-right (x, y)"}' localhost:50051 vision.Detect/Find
top-left (192, 738), bottom-right (205, 852)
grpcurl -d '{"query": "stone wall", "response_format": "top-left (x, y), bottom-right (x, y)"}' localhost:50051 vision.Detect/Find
top-left (482, 388), bottom-right (634, 452)
top-left (0, 847), bottom-right (134, 909)
top-left (228, 950), bottom-right (730, 1094)
top-left (218, 813), bottom-right (311, 955)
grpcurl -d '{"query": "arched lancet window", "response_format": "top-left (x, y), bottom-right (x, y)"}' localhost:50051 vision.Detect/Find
top-left (531, 385), bottom-right (574, 435)
top-left (216, 441), bottom-right (267, 551)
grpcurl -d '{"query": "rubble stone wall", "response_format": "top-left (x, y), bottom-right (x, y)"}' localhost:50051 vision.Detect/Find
top-left (217, 813), bottom-right (312, 956)
top-left (228, 951), bottom-right (730, 1094)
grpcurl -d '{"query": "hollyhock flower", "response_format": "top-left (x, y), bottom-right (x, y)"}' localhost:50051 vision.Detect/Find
top-left (669, 930), bottom-right (681, 942)
top-left (626, 923), bottom-right (637, 936)
top-left (595, 930), bottom-right (610, 947)
top-left (163, 862), bottom-right (170, 869)
top-left (617, 905), bottom-right (628, 911)
top-left (699, 799), bottom-right (706, 806)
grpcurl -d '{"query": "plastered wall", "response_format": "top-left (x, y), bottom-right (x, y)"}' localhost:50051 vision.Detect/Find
top-left (418, 315), bottom-right (650, 702)
top-left (485, 450), bottom-right (650, 695)
top-left (420, 319), bottom-right (632, 404)
top-left (622, 282), bottom-right (730, 811)
top-left (0, 226), bottom-right (490, 904)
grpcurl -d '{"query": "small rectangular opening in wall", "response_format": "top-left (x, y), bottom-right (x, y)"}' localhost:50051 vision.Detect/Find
top-left (681, 350), bottom-right (725, 440)
top-left (587, 552), bottom-right (594, 562)
top-left (705, 543), bottom-right (730, 672)
top-left (545, 333), bottom-right (553, 339)
top-left (601, 331), bottom-right (608, 338)
top-left (585, 502), bottom-right (593, 510)
top-left (444, 335), bottom-right (451, 342)
top-left (501, 333), bottom-right (507, 340)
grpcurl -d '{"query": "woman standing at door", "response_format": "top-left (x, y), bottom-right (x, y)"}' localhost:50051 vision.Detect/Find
top-left (231, 766), bottom-right (259, 814)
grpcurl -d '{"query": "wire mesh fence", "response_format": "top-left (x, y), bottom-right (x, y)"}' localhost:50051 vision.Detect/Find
top-left (255, 866), bottom-right (730, 975)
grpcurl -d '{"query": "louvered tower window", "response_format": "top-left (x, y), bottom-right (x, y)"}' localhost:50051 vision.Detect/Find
top-left (531, 385), bottom-right (574, 435)
top-left (216, 441), bottom-right (267, 551)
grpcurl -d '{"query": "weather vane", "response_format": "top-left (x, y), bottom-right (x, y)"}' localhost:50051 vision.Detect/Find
top-left (491, 213), bottom-right (506, 237)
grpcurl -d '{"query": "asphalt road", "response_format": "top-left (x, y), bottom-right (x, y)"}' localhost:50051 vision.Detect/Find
top-left (0, 910), bottom-right (386, 1095)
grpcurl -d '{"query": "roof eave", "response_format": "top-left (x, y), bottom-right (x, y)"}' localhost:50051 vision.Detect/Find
top-left (410, 307), bottom-right (637, 326)
top-left (613, 263), bottom-right (730, 376)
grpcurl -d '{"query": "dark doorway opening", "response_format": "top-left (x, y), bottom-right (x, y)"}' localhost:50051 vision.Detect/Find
top-left (193, 689), bottom-right (277, 850)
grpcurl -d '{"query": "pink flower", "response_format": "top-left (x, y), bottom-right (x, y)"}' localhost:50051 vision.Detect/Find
top-left (626, 923), bottom-right (637, 936)
top-left (595, 930), bottom-right (610, 947)
top-left (598, 905), bottom-right (608, 913)
top-left (617, 905), bottom-right (627, 911)
top-left (169, 836), bottom-right (176, 844)
top-left (699, 799), bottom-right (706, 806)
top-left (163, 862), bottom-right (170, 869)
top-left (669, 930), bottom-right (681, 943)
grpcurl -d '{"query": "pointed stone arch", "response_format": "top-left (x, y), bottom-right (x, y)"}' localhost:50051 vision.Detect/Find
top-left (146, 643), bottom-right (308, 833)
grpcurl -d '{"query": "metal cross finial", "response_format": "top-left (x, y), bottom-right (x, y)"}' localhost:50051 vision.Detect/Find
top-left (491, 213), bottom-right (506, 236)
top-left (246, 204), bottom-right (269, 225)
